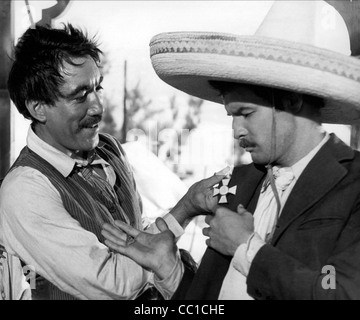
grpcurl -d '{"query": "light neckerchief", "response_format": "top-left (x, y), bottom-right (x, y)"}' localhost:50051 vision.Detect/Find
top-left (264, 92), bottom-right (281, 242)
top-left (259, 166), bottom-right (295, 243)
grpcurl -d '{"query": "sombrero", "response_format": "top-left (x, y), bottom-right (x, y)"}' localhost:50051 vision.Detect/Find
top-left (150, 1), bottom-right (360, 125)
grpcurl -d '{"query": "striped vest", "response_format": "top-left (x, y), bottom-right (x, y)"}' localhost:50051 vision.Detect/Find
top-left (10, 133), bottom-right (142, 300)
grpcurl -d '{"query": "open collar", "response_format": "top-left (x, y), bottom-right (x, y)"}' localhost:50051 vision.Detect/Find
top-left (27, 126), bottom-right (109, 178)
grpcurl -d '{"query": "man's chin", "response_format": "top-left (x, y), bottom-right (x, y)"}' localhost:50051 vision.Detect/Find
top-left (80, 134), bottom-right (99, 152)
top-left (250, 153), bottom-right (269, 166)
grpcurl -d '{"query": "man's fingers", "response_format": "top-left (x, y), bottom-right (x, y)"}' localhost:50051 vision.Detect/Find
top-left (114, 220), bottom-right (140, 238)
top-left (205, 238), bottom-right (211, 248)
top-left (203, 167), bottom-right (231, 188)
top-left (155, 217), bottom-right (169, 233)
top-left (102, 223), bottom-right (127, 240)
top-left (204, 214), bottom-right (213, 225)
top-left (203, 227), bottom-right (210, 237)
top-left (236, 204), bottom-right (247, 214)
top-left (211, 204), bottom-right (221, 214)
top-left (200, 166), bottom-right (231, 188)
top-left (101, 229), bottom-right (127, 246)
top-left (215, 166), bottom-right (231, 176)
top-left (236, 204), bottom-right (249, 215)
top-left (104, 239), bottom-right (127, 255)
top-left (205, 173), bottom-right (227, 188)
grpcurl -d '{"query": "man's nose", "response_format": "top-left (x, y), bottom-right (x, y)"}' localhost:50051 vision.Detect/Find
top-left (88, 92), bottom-right (104, 115)
top-left (232, 117), bottom-right (247, 139)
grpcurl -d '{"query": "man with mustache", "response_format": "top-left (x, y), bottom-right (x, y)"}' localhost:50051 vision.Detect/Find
top-left (0, 24), bottom-right (222, 300)
top-left (103, 1), bottom-right (360, 299)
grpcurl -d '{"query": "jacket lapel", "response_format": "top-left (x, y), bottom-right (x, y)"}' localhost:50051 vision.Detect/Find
top-left (272, 134), bottom-right (354, 244)
top-left (226, 163), bottom-right (267, 211)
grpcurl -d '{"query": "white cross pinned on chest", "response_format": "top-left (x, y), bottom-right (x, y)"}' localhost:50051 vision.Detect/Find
top-left (213, 177), bottom-right (237, 204)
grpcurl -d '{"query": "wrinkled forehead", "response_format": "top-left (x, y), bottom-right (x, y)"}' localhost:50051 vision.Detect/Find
top-left (59, 55), bottom-right (99, 77)
top-left (58, 56), bottom-right (102, 96)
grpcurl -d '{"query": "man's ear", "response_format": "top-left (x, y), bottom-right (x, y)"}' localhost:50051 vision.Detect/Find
top-left (25, 101), bottom-right (47, 123)
top-left (282, 92), bottom-right (303, 114)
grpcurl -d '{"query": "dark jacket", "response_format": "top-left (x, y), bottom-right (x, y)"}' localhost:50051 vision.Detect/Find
top-left (174, 134), bottom-right (360, 300)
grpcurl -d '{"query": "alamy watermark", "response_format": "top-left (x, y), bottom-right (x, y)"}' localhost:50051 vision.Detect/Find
top-left (22, 265), bottom-right (36, 290)
top-left (125, 124), bottom-right (237, 168)
top-left (321, 265), bottom-right (336, 290)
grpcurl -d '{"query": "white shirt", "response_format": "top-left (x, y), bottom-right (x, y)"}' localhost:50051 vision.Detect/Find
top-left (219, 132), bottom-right (330, 300)
top-left (0, 126), bottom-right (184, 300)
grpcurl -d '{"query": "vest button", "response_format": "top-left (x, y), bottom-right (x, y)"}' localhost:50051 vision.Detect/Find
top-left (109, 207), bottom-right (116, 213)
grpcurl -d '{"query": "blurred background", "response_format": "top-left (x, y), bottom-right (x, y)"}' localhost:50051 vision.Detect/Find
top-left (0, 0), bottom-right (359, 262)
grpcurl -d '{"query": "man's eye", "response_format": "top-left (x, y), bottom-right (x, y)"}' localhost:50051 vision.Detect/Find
top-left (75, 94), bottom-right (88, 103)
top-left (243, 112), bottom-right (254, 118)
top-left (75, 86), bottom-right (103, 103)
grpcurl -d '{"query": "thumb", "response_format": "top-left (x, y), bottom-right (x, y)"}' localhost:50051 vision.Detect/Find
top-left (155, 217), bottom-right (169, 232)
top-left (215, 166), bottom-right (231, 176)
top-left (236, 204), bottom-right (246, 214)
top-left (204, 170), bottom-right (229, 187)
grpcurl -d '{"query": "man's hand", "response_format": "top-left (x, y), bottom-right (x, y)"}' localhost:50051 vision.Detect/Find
top-left (203, 204), bottom-right (254, 256)
top-left (101, 218), bottom-right (178, 280)
top-left (170, 167), bottom-right (231, 228)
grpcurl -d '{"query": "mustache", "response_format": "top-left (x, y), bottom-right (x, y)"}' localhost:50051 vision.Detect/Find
top-left (80, 116), bottom-right (102, 128)
top-left (239, 139), bottom-right (252, 149)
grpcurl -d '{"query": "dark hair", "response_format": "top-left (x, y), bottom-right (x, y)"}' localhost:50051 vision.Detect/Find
top-left (209, 80), bottom-right (324, 112)
top-left (7, 24), bottom-right (102, 120)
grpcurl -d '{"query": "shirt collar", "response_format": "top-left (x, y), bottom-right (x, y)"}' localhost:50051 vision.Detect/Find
top-left (290, 131), bottom-right (330, 180)
top-left (262, 132), bottom-right (330, 193)
top-left (27, 126), bottom-right (110, 178)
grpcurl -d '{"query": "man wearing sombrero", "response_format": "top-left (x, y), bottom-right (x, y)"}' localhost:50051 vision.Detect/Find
top-left (102, 1), bottom-right (360, 299)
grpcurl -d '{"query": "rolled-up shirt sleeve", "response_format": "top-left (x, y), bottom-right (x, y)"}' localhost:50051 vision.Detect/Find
top-left (0, 167), bottom-right (182, 300)
top-left (145, 213), bottom-right (184, 240)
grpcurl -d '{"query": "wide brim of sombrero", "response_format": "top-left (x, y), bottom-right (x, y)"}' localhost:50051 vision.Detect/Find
top-left (150, 32), bottom-right (360, 125)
